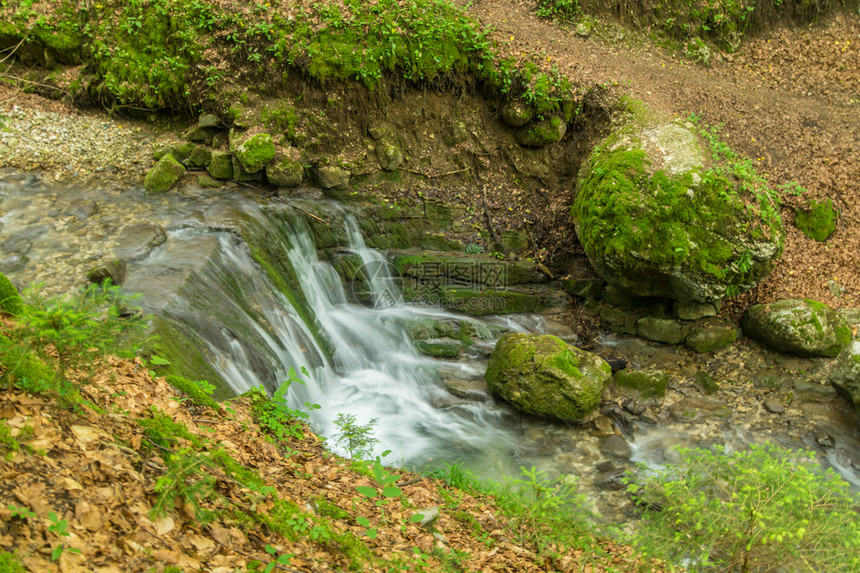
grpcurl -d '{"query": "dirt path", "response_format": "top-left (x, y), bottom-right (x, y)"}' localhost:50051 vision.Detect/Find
top-left (468, 1), bottom-right (860, 309)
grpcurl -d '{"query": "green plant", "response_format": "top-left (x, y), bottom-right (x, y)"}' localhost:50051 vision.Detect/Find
top-left (334, 413), bottom-right (379, 459)
top-left (0, 272), bottom-right (21, 315)
top-left (627, 443), bottom-right (860, 572)
top-left (535, 0), bottom-right (580, 23)
top-left (263, 545), bottom-right (294, 572)
top-left (246, 367), bottom-right (319, 445)
top-left (463, 243), bottom-right (484, 255)
top-left (0, 550), bottom-right (25, 573)
top-left (47, 511), bottom-right (80, 561)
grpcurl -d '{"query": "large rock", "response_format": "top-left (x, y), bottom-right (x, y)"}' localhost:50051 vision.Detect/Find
top-left (144, 153), bottom-right (185, 193)
top-left (572, 103), bottom-right (784, 303)
top-left (266, 149), bottom-right (304, 188)
top-left (829, 341), bottom-right (860, 417)
top-left (316, 166), bottom-right (350, 189)
top-left (375, 141), bottom-right (403, 171)
top-left (742, 299), bottom-right (851, 357)
top-left (234, 133), bottom-right (275, 173)
top-left (485, 333), bottom-right (611, 422)
top-left (515, 117), bottom-right (567, 148)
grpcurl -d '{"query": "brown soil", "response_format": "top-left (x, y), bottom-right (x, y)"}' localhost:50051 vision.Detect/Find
top-left (466, 1), bottom-right (860, 310)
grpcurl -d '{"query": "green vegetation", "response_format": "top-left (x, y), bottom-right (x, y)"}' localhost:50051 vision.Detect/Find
top-left (1, 0), bottom-right (578, 119)
top-left (627, 443), bottom-right (860, 572)
top-left (0, 550), bottom-right (25, 573)
top-left (795, 197), bottom-right (839, 241)
top-left (334, 413), bottom-right (380, 459)
top-left (0, 273), bottom-right (21, 316)
top-left (0, 281), bottom-right (146, 406)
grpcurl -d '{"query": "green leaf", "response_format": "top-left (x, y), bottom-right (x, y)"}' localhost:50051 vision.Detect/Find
top-left (149, 355), bottom-right (171, 366)
top-left (409, 513), bottom-right (425, 523)
top-left (356, 485), bottom-right (378, 498)
top-left (356, 515), bottom-right (371, 527)
top-left (366, 528), bottom-right (378, 539)
top-left (265, 544), bottom-right (277, 555)
top-left (382, 485), bottom-right (402, 498)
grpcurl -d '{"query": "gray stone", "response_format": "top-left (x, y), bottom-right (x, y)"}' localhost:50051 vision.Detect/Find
top-left (613, 369), bottom-right (669, 399)
top-left (763, 397), bottom-right (785, 414)
top-left (266, 152), bottom-right (304, 188)
top-left (375, 142), bottom-right (403, 171)
top-left (114, 224), bottom-right (167, 261)
top-left (674, 300), bottom-right (718, 320)
top-left (211, 132), bottom-right (228, 149)
top-left (742, 299), bottom-right (851, 358)
top-left (685, 319), bottom-right (739, 353)
top-left (443, 120), bottom-right (469, 146)
top-left (316, 166), bottom-right (350, 189)
top-left (207, 151), bottom-right (233, 180)
top-left (416, 506), bottom-right (440, 529)
top-left (683, 37), bottom-right (711, 67)
top-left (143, 154), bottom-right (185, 193)
top-left (575, 21), bottom-right (593, 38)
top-left (234, 133), bottom-right (276, 173)
top-left (2, 236), bottom-right (32, 256)
top-left (694, 370), bottom-right (719, 395)
top-left (184, 146), bottom-right (212, 169)
top-left (500, 101), bottom-right (533, 127)
top-left (64, 198), bottom-right (99, 221)
top-left (231, 156), bottom-right (264, 182)
top-left (599, 435), bottom-right (632, 460)
top-left (829, 340), bottom-right (860, 417)
top-left (197, 113), bottom-right (220, 128)
top-left (515, 118), bottom-right (567, 148)
top-left (668, 396), bottom-right (730, 423)
top-left (637, 317), bottom-right (686, 345)
top-left (837, 308), bottom-right (860, 338)
top-left (86, 259), bottom-right (127, 286)
top-left (186, 125), bottom-right (220, 143)
top-left (600, 307), bottom-right (638, 335)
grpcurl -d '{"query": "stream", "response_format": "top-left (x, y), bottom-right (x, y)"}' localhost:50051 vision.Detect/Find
top-left (1, 172), bottom-right (858, 523)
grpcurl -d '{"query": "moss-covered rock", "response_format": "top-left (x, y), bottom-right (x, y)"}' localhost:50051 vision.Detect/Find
top-left (794, 198), bottom-right (838, 242)
top-left (184, 145), bottom-right (212, 169)
top-left (685, 318), bottom-right (739, 353)
top-left (266, 150), bottom-right (304, 188)
top-left (485, 333), bottom-right (611, 422)
top-left (572, 106), bottom-right (784, 304)
top-left (143, 153), bottom-right (186, 193)
top-left (500, 101), bottom-right (533, 127)
top-left (562, 277), bottom-right (605, 299)
top-left (829, 341), bottom-right (860, 418)
top-left (742, 299), bottom-right (851, 357)
top-left (207, 151), bottom-right (234, 180)
top-left (171, 142), bottom-right (195, 163)
top-left (235, 133), bottom-right (276, 173)
top-left (392, 252), bottom-right (547, 288)
top-left (316, 165), bottom-right (350, 189)
top-left (683, 37), bottom-right (711, 66)
top-left (637, 317), bottom-right (686, 345)
top-left (86, 260), bottom-right (127, 287)
top-left (414, 338), bottom-right (463, 358)
top-left (612, 368), bottom-right (669, 399)
top-left (515, 117), bottom-right (567, 148)
top-left (439, 288), bottom-right (544, 316)
top-left (0, 272), bottom-right (22, 315)
top-left (232, 156), bottom-right (264, 182)
top-left (375, 141), bottom-right (403, 171)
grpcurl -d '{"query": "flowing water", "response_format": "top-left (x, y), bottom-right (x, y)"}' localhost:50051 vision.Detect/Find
top-left (2, 174), bottom-right (858, 521)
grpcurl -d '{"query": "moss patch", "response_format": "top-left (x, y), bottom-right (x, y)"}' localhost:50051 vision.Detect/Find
top-left (0, 273), bottom-right (22, 315)
top-left (794, 198), bottom-right (838, 242)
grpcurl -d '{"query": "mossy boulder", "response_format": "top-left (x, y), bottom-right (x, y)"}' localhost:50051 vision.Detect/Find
top-left (235, 133), bottom-right (276, 173)
top-left (207, 151), bottom-right (234, 180)
top-left (515, 117), bottom-right (567, 148)
top-left (742, 299), bottom-right (851, 357)
top-left (316, 166), bottom-right (351, 189)
top-left (829, 341), bottom-right (860, 417)
top-left (485, 333), bottom-right (611, 422)
top-left (572, 108), bottom-right (784, 303)
top-left (0, 272), bottom-right (22, 315)
top-left (685, 318), bottom-right (739, 353)
top-left (794, 198), bottom-right (838, 242)
top-left (440, 288), bottom-right (544, 316)
top-left (612, 368), bottom-right (669, 399)
top-left (266, 150), bottom-right (304, 188)
top-left (375, 142), bottom-right (404, 171)
top-left (184, 146), bottom-right (212, 169)
top-left (415, 339), bottom-right (463, 358)
top-left (683, 37), bottom-right (711, 66)
top-left (144, 153), bottom-right (186, 193)
top-left (501, 101), bottom-right (533, 127)
top-left (637, 317), bottom-right (686, 345)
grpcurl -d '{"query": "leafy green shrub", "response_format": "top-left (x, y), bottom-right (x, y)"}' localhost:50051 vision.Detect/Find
top-left (627, 444), bottom-right (860, 572)
top-left (165, 374), bottom-right (221, 412)
top-left (0, 550), bottom-right (25, 572)
top-left (245, 367), bottom-right (319, 445)
top-left (334, 413), bottom-right (379, 459)
top-left (535, 0), bottom-right (580, 22)
top-left (0, 273), bottom-right (21, 316)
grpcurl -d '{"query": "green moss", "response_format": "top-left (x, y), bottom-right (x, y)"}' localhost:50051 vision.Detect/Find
top-left (694, 370), bottom-right (720, 395)
top-left (144, 153), bottom-right (186, 193)
top-left (150, 318), bottom-right (232, 401)
top-left (235, 133), bottom-right (276, 173)
top-left (795, 198), bottom-right (838, 242)
top-left (441, 288), bottom-right (543, 316)
top-left (165, 374), bottom-right (221, 411)
top-left (414, 339), bottom-right (463, 358)
top-left (0, 273), bottom-right (22, 315)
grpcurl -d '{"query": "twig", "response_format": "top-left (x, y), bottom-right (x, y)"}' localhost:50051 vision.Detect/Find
top-left (0, 73), bottom-right (70, 96)
top-left (284, 203), bottom-right (330, 225)
top-left (402, 166), bottom-right (470, 179)
top-left (396, 476), bottom-right (425, 487)
top-left (0, 37), bottom-right (26, 66)
top-left (139, 524), bottom-right (175, 551)
top-left (482, 184), bottom-right (501, 247)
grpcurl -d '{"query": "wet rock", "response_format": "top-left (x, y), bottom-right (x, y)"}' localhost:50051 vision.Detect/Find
top-left (2, 236), bottom-right (32, 256)
top-left (600, 306), bottom-right (639, 335)
top-left (515, 118), bottom-right (567, 148)
top-left (375, 141), bottom-right (403, 171)
top-left (196, 175), bottom-right (222, 189)
top-left (500, 101), bottom-right (533, 127)
top-left (814, 431), bottom-right (835, 449)
top-left (742, 299), bottom-right (851, 357)
top-left (184, 146), bottom-right (212, 169)
top-left (316, 166), bottom-right (350, 189)
top-left (694, 370), bottom-right (720, 395)
top-left (668, 396), bottom-right (730, 423)
top-left (605, 357), bottom-right (628, 374)
top-left (442, 376), bottom-right (491, 403)
top-left (207, 151), bottom-right (233, 180)
top-left (114, 224), bottom-right (167, 261)
top-left (612, 368), bottom-right (669, 399)
top-left (562, 276), bottom-right (605, 299)
top-left (485, 333), bottom-right (611, 422)
top-left (415, 338), bottom-right (462, 358)
top-left (674, 300), bottom-right (718, 320)
top-left (829, 340), bottom-right (860, 417)
top-left (231, 156), bottom-right (264, 182)
top-left (637, 317), bottom-right (686, 345)
top-left (590, 415), bottom-right (616, 437)
top-left (762, 397), bottom-right (785, 414)
top-left (595, 468), bottom-right (627, 491)
top-left (186, 125), bottom-right (220, 143)
top-left (685, 318), bottom-right (739, 353)
top-left (86, 259), bottom-right (127, 286)
top-left (0, 254), bottom-right (27, 273)
top-left (144, 153), bottom-right (186, 193)
top-left (600, 435), bottom-right (632, 460)
top-left (64, 198), bottom-right (99, 221)
top-left (794, 379), bottom-right (838, 403)
top-left (622, 398), bottom-right (647, 416)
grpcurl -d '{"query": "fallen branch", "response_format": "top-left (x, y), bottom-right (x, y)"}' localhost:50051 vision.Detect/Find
top-left (402, 166), bottom-right (470, 178)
